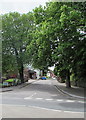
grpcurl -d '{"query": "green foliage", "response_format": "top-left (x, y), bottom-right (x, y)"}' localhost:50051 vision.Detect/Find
top-left (52, 2), bottom-right (86, 87)
top-left (27, 2), bottom-right (86, 87)
top-left (2, 2), bottom-right (86, 87)
top-left (2, 12), bottom-right (34, 82)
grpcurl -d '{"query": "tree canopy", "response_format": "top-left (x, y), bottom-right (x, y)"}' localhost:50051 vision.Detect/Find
top-left (2, 2), bottom-right (86, 87)
top-left (2, 12), bottom-right (34, 83)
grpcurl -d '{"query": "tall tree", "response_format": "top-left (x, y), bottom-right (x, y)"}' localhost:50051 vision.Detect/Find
top-left (2, 12), bottom-right (34, 83)
top-left (27, 5), bottom-right (54, 75)
top-left (51, 2), bottom-right (86, 87)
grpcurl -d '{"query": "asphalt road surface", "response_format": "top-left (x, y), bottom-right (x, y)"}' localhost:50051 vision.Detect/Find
top-left (0, 79), bottom-right (85, 118)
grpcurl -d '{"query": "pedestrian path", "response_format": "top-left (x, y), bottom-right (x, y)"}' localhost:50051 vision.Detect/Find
top-left (52, 78), bottom-right (85, 100)
top-left (0, 79), bottom-right (39, 92)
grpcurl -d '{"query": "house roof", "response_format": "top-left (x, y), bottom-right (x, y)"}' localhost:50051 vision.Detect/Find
top-left (29, 70), bottom-right (36, 73)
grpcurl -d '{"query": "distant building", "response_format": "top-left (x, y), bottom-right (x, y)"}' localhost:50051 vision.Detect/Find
top-left (47, 71), bottom-right (51, 77)
top-left (24, 65), bottom-right (40, 80)
top-left (48, 66), bottom-right (56, 78)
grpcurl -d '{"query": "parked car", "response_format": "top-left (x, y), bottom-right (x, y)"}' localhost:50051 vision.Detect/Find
top-left (39, 76), bottom-right (46, 80)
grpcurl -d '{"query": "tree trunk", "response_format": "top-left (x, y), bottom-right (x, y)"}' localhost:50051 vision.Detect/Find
top-left (18, 63), bottom-right (24, 83)
top-left (42, 69), bottom-right (45, 76)
top-left (66, 69), bottom-right (71, 88)
top-left (13, 44), bottom-right (24, 83)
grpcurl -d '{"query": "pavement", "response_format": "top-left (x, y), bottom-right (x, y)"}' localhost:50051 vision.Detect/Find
top-left (1, 104), bottom-right (84, 118)
top-left (0, 78), bottom-right (85, 100)
top-left (0, 79), bottom-right (39, 92)
top-left (52, 78), bottom-right (85, 100)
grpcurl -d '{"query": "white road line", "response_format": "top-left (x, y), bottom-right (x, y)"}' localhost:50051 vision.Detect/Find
top-left (56, 99), bottom-right (63, 102)
top-left (78, 101), bottom-right (84, 103)
top-left (27, 105), bottom-right (83, 113)
top-left (24, 92), bottom-right (37, 100)
top-left (2, 104), bottom-right (84, 114)
top-left (24, 96), bottom-right (85, 104)
top-left (27, 105), bottom-right (62, 112)
top-left (45, 99), bottom-right (53, 101)
top-left (64, 111), bottom-right (84, 114)
top-left (36, 98), bottom-right (43, 100)
top-left (66, 100), bottom-right (75, 102)
top-left (24, 97), bottom-right (32, 100)
top-left (24, 97), bottom-right (74, 103)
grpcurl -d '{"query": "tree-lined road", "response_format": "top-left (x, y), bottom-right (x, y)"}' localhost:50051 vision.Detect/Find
top-left (1, 79), bottom-right (84, 118)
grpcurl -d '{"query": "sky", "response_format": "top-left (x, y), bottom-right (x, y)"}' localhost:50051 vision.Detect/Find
top-left (0, 0), bottom-right (51, 14)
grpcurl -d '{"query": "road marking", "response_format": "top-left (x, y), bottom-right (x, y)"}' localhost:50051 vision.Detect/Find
top-left (36, 98), bottom-right (43, 100)
top-left (27, 105), bottom-right (83, 113)
top-left (45, 99), bottom-right (53, 101)
top-left (24, 96), bottom-right (85, 104)
top-left (66, 100), bottom-right (75, 102)
top-left (24, 93), bottom-right (37, 99)
top-left (2, 104), bottom-right (84, 114)
top-left (64, 111), bottom-right (84, 114)
top-left (78, 101), bottom-right (84, 103)
top-left (27, 105), bottom-right (62, 112)
top-left (24, 97), bottom-right (32, 100)
top-left (56, 99), bottom-right (63, 102)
